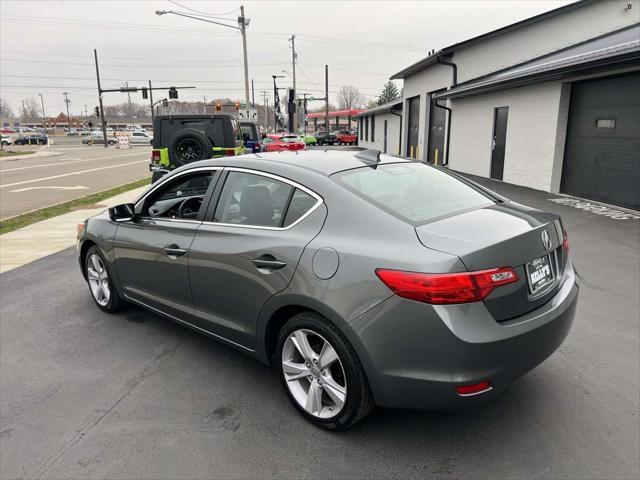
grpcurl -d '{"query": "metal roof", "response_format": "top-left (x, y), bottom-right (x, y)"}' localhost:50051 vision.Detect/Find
top-left (435, 24), bottom-right (640, 99)
top-left (353, 99), bottom-right (403, 118)
top-left (390, 0), bottom-right (593, 80)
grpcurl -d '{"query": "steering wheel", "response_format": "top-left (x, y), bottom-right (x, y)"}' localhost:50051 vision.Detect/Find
top-left (177, 197), bottom-right (202, 219)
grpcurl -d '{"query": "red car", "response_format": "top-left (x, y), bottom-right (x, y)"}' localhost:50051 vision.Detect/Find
top-left (263, 135), bottom-right (306, 152)
top-left (335, 130), bottom-right (357, 145)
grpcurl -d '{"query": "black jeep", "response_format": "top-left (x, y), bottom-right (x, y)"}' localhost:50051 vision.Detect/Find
top-left (150, 114), bottom-right (244, 182)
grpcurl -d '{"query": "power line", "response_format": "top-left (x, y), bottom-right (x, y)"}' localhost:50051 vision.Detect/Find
top-left (167, 0), bottom-right (239, 20)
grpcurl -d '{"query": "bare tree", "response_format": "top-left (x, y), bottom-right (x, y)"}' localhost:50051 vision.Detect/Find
top-left (0, 97), bottom-right (14, 118)
top-left (21, 97), bottom-right (41, 121)
top-left (337, 86), bottom-right (364, 110)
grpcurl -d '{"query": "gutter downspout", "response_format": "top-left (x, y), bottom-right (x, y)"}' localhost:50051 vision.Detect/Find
top-left (390, 107), bottom-right (402, 156)
top-left (435, 55), bottom-right (457, 166)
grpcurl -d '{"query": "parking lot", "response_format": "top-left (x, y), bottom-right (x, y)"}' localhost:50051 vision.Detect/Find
top-left (0, 175), bottom-right (637, 480)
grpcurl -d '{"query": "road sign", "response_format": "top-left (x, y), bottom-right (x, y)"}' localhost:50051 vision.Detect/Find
top-left (116, 136), bottom-right (131, 149)
top-left (238, 109), bottom-right (258, 121)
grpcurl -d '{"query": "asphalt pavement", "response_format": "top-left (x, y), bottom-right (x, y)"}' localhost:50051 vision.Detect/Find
top-left (0, 168), bottom-right (638, 480)
top-left (0, 142), bottom-right (150, 220)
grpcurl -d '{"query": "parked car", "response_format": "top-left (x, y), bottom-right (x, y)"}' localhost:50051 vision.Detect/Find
top-left (82, 133), bottom-right (116, 146)
top-left (263, 135), bottom-right (305, 152)
top-left (1, 135), bottom-right (15, 146)
top-left (66, 128), bottom-right (80, 136)
top-left (315, 131), bottom-right (337, 146)
top-left (150, 114), bottom-right (244, 183)
top-left (240, 121), bottom-right (262, 153)
top-left (14, 134), bottom-right (48, 145)
top-left (78, 149), bottom-right (578, 430)
top-left (335, 130), bottom-right (357, 145)
top-left (301, 133), bottom-right (317, 146)
top-left (1, 127), bottom-right (17, 134)
top-left (129, 130), bottom-right (153, 145)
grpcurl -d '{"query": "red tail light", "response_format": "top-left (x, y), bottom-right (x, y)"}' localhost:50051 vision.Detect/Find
top-left (225, 148), bottom-right (236, 156)
top-left (562, 228), bottom-right (569, 254)
top-left (375, 267), bottom-right (519, 305)
top-left (151, 149), bottom-right (161, 163)
top-left (455, 381), bottom-right (492, 396)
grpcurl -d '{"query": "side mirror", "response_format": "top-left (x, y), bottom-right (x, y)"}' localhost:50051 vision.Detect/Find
top-left (108, 203), bottom-right (137, 222)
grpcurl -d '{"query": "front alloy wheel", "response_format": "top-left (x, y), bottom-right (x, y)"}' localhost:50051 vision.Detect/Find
top-left (282, 329), bottom-right (347, 419)
top-left (85, 246), bottom-right (123, 313)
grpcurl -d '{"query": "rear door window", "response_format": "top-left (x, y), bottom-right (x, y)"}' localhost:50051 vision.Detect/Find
top-left (334, 163), bottom-right (494, 224)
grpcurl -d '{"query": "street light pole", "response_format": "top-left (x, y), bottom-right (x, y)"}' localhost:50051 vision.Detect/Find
top-left (239, 5), bottom-right (251, 108)
top-left (93, 49), bottom-right (109, 147)
top-left (63, 92), bottom-right (71, 132)
top-left (156, 7), bottom-right (251, 108)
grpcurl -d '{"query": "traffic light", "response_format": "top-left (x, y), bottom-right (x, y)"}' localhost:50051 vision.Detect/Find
top-left (215, 102), bottom-right (222, 112)
top-left (94, 106), bottom-right (100, 118)
top-left (234, 101), bottom-right (240, 111)
top-left (168, 87), bottom-right (178, 99)
top-left (141, 87), bottom-right (148, 100)
top-left (162, 99), bottom-right (169, 107)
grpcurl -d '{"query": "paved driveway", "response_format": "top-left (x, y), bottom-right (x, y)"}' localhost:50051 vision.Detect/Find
top-left (0, 177), bottom-right (638, 479)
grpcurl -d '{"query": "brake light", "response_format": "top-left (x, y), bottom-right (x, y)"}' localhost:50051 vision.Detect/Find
top-left (375, 267), bottom-right (519, 305)
top-left (151, 149), bottom-right (161, 163)
top-left (562, 228), bottom-right (569, 254)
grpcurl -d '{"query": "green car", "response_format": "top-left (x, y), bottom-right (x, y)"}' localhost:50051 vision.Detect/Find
top-left (301, 133), bottom-right (317, 146)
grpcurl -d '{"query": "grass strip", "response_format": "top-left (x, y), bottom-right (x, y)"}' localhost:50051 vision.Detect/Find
top-left (0, 150), bottom-right (35, 157)
top-left (0, 177), bottom-right (151, 235)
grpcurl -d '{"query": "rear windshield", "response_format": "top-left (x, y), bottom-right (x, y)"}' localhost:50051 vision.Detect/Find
top-left (240, 124), bottom-right (258, 140)
top-left (280, 136), bottom-right (302, 143)
top-left (334, 162), bottom-right (494, 224)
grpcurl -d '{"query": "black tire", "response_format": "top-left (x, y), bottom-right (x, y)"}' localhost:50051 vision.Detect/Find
top-left (277, 312), bottom-right (374, 430)
top-left (169, 128), bottom-right (213, 167)
top-left (84, 245), bottom-right (125, 313)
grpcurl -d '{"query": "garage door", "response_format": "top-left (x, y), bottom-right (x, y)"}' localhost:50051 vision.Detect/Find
top-left (561, 72), bottom-right (640, 210)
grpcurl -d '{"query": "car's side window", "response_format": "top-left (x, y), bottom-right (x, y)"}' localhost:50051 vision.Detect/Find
top-left (214, 172), bottom-right (294, 227)
top-left (283, 189), bottom-right (317, 227)
top-left (143, 171), bottom-right (214, 220)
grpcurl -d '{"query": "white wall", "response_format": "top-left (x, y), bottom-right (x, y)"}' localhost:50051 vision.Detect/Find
top-left (454, 0), bottom-right (640, 82)
top-left (449, 82), bottom-right (568, 192)
top-left (358, 113), bottom-right (402, 155)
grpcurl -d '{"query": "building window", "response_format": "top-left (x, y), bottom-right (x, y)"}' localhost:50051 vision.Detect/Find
top-left (371, 115), bottom-right (375, 142)
top-left (365, 116), bottom-right (369, 141)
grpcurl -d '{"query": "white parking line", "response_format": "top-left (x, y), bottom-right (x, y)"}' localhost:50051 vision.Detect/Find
top-left (10, 185), bottom-right (90, 193)
top-left (0, 151), bottom-right (147, 172)
top-left (0, 160), bottom-right (149, 189)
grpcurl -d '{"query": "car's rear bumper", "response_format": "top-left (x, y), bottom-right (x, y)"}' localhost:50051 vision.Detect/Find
top-left (346, 263), bottom-right (579, 409)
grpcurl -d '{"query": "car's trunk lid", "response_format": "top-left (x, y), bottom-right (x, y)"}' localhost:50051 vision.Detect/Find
top-left (415, 203), bottom-right (566, 321)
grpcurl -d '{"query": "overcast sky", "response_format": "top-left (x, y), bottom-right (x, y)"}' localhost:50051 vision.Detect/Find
top-left (0, 0), bottom-right (574, 116)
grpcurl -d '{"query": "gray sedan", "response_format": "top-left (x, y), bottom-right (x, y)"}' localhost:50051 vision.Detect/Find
top-left (77, 149), bottom-right (579, 430)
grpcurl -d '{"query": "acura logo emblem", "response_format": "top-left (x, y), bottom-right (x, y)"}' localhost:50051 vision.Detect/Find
top-left (541, 230), bottom-right (552, 250)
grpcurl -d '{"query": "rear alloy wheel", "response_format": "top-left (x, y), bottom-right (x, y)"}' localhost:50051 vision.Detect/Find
top-left (277, 312), bottom-right (374, 429)
top-left (85, 246), bottom-right (123, 313)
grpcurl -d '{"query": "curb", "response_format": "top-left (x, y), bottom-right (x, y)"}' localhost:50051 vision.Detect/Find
top-left (0, 149), bottom-right (65, 160)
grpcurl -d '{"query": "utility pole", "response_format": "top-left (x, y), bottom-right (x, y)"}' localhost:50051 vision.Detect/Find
top-left (251, 79), bottom-right (255, 109)
top-left (84, 104), bottom-right (88, 126)
top-left (148, 80), bottom-right (155, 125)
top-left (94, 49), bottom-right (108, 147)
top-left (38, 94), bottom-right (46, 130)
top-left (260, 90), bottom-right (269, 131)
top-left (325, 65), bottom-right (329, 132)
top-left (21, 100), bottom-right (26, 126)
top-left (63, 92), bottom-right (71, 131)
top-left (290, 34), bottom-right (297, 131)
top-left (124, 81), bottom-right (133, 126)
top-left (239, 5), bottom-right (251, 108)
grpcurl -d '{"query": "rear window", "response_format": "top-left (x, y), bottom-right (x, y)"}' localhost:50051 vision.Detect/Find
top-left (240, 124), bottom-right (258, 140)
top-left (334, 163), bottom-right (494, 224)
top-left (280, 136), bottom-right (302, 143)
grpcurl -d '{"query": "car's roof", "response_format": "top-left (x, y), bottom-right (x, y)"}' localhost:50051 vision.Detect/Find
top-left (187, 149), bottom-right (412, 177)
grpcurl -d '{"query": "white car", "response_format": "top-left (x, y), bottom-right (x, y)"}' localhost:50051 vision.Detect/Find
top-left (1, 135), bottom-right (15, 146)
top-left (129, 130), bottom-right (153, 145)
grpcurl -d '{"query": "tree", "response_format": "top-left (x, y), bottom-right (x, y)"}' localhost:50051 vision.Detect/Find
top-left (377, 81), bottom-right (400, 106)
top-left (20, 97), bottom-right (41, 121)
top-left (0, 97), bottom-right (13, 118)
top-left (337, 86), bottom-right (364, 110)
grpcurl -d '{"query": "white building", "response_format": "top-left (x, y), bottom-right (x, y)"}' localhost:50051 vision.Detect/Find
top-left (354, 99), bottom-right (403, 155)
top-left (389, 0), bottom-right (639, 210)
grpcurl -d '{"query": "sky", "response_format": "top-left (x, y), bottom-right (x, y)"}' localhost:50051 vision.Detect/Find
top-left (0, 0), bottom-right (575, 117)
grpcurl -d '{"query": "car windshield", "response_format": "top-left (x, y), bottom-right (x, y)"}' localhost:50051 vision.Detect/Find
top-left (334, 162), bottom-right (495, 224)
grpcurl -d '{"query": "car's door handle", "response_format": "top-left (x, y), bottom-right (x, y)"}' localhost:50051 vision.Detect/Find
top-left (164, 245), bottom-right (187, 257)
top-left (252, 256), bottom-right (287, 271)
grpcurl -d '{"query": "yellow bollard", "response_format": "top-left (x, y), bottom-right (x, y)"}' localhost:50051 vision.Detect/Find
top-left (435, 148), bottom-right (439, 165)
top-left (410, 145), bottom-right (414, 159)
